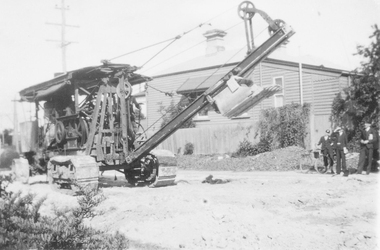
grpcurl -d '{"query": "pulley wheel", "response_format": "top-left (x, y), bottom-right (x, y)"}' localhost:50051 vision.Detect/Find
top-left (238, 1), bottom-right (255, 20)
top-left (268, 19), bottom-right (286, 35)
top-left (55, 121), bottom-right (66, 144)
top-left (77, 117), bottom-right (89, 147)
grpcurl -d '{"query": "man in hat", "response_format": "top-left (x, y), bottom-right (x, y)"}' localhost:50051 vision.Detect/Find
top-left (357, 122), bottom-right (376, 175)
top-left (371, 124), bottom-right (379, 171)
top-left (317, 129), bottom-right (335, 173)
top-left (333, 127), bottom-right (348, 175)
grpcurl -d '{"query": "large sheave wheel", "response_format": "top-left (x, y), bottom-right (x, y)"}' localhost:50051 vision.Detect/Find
top-left (55, 121), bottom-right (66, 144)
top-left (77, 117), bottom-right (89, 147)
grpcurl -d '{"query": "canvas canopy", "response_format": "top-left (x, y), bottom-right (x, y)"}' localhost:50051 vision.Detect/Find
top-left (19, 63), bottom-right (152, 102)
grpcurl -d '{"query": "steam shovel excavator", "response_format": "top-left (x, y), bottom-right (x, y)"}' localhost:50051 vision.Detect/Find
top-left (18, 1), bottom-right (294, 190)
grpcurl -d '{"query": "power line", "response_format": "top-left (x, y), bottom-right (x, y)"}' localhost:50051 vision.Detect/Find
top-left (107, 4), bottom-right (237, 64)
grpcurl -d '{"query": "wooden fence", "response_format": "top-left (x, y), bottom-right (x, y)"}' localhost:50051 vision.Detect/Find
top-left (155, 124), bottom-right (259, 155)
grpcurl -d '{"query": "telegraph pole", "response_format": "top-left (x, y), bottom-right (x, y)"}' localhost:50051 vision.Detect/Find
top-left (46, 0), bottom-right (79, 73)
top-left (12, 98), bottom-right (19, 153)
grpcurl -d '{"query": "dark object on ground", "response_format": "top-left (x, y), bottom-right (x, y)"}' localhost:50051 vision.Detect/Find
top-left (343, 170), bottom-right (349, 177)
top-left (202, 175), bottom-right (230, 184)
top-left (348, 168), bottom-right (357, 174)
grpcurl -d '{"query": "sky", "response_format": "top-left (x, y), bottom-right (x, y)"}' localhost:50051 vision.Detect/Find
top-left (0, 0), bottom-right (379, 131)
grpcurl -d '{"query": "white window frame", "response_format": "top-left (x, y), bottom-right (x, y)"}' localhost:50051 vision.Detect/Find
top-left (231, 112), bottom-right (250, 119)
top-left (193, 99), bottom-right (210, 121)
top-left (273, 76), bottom-right (284, 108)
top-left (193, 109), bottom-right (210, 121)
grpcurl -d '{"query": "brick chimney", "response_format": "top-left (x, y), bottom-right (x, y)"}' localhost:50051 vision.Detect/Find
top-left (203, 29), bottom-right (227, 56)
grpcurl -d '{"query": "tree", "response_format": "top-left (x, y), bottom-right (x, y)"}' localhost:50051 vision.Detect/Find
top-left (158, 96), bottom-right (196, 129)
top-left (330, 24), bottom-right (380, 149)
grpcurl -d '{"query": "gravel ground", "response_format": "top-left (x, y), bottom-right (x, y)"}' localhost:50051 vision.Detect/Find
top-left (4, 168), bottom-right (379, 250)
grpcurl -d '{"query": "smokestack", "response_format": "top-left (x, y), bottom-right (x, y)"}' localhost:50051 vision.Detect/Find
top-left (203, 29), bottom-right (227, 56)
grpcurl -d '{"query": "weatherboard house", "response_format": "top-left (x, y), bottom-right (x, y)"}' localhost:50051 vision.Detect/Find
top-left (144, 29), bottom-right (351, 155)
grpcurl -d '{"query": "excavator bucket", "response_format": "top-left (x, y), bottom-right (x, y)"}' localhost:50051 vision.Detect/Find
top-left (213, 77), bottom-right (281, 118)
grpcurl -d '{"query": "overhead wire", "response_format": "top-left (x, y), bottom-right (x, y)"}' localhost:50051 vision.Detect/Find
top-left (143, 20), bottom-right (245, 97)
top-left (139, 39), bottom-right (178, 69)
top-left (108, 4), bottom-right (237, 64)
top-left (108, 38), bottom-right (179, 62)
top-left (108, 21), bottom-right (213, 63)
top-left (141, 20), bottom-right (244, 74)
top-left (141, 39), bottom-right (207, 74)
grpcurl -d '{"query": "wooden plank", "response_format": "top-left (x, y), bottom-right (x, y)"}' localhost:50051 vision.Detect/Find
top-left (85, 85), bottom-right (104, 155)
top-left (119, 77), bottom-right (129, 156)
top-left (96, 87), bottom-right (109, 161)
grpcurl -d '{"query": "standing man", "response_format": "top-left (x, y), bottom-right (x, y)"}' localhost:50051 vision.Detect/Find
top-left (334, 127), bottom-right (348, 175)
top-left (357, 122), bottom-right (376, 175)
top-left (371, 124), bottom-right (379, 171)
top-left (317, 129), bottom-right (335, 174)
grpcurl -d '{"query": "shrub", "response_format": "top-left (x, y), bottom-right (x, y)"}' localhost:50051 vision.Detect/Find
top-left (0, 147), bottom-right (20, 169)
top-left (157, 96), bottom-right (195, 129)
top-left (184, 142), bottom-right (194, 155)
top-left (233, 139), bottom-right (271, 157)
top-left (0, 175), bottom-right (129, 250)
top-left (258, 103), bottom-right (310, 150)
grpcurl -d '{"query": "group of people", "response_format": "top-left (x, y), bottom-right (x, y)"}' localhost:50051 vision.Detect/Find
top-left (317, 122), bottom-right (379, 176)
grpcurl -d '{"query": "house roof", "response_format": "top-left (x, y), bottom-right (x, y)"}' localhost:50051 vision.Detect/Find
top-left (156, 49), bottom-right (246, 76)
top-left (176, 73), bottom-right (225, 94)
top-left (154, 47), bottom-right (351, 78)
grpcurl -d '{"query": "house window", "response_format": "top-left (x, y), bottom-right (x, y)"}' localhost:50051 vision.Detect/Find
top-left (182, 93), bottom-right (210, 121)
top-left (232, 112), bottom-right (250, 119)
top-left (195, 106), bottom-right (210, 120)
top-left (273, 76), bottom-right (284, 107)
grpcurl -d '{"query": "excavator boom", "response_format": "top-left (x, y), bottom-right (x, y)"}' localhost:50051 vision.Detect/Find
top-left (128, 22), bottom-right (295, 165)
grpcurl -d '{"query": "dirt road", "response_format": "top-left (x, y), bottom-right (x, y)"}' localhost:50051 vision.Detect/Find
top-left (8, 170), bottom-right (380, 250)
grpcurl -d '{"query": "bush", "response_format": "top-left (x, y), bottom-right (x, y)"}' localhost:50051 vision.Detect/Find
top-left (0, 175), bottom-right (129, 250)
top-left (0, 147), bottom-right (20, 169)
top-left (184, 142), bottom-right (194, 155)
top-left (258, 103), bottom-right (310, 150)
top-left (233, 139), bottom-right (270, 157)
top-left (158, 97), bottom-right (195, 129)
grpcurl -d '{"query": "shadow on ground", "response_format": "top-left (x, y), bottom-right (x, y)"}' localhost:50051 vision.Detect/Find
top-left (99, 175), bottom-right (132, 188)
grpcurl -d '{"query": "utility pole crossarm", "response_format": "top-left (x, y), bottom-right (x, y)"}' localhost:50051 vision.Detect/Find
top-left (46, 0), bottom-right (79, 73)
top-left (46, 22), bottom-right (79, 28)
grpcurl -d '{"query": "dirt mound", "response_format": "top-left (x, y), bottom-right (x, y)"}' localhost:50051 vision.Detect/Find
top-left (177, 146), bottom-right (308, 171)
top-left (247, 146), bottom-right (308, 171)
